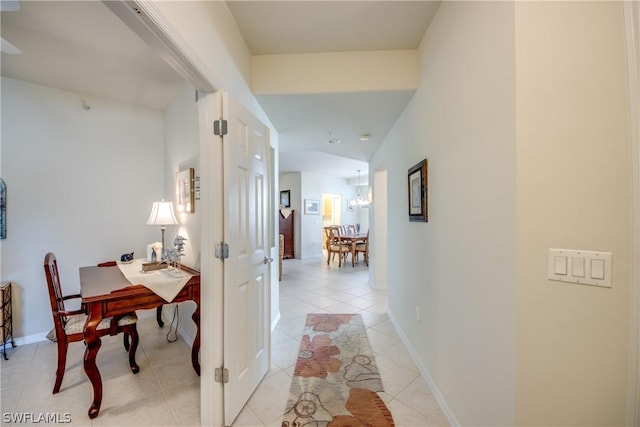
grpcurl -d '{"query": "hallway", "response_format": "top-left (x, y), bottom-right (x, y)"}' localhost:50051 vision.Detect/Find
top-left (0, 257), bottom-right (449, 426)
top-left (233, 256), bottom-right (449, 426)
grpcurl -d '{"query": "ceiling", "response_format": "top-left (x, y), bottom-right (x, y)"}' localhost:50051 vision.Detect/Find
top-left (226, 1), bottom-right (441, 178)
top-left (0, 1), bottom-right (441, 180)
top-left (0, 1), bottom-right (185, 110)
top-left (226, 1), bottom-right (439, 55)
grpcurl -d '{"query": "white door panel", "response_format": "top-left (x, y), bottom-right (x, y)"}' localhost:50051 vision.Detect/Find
top-left (221, 92), bottom-right (271, 426)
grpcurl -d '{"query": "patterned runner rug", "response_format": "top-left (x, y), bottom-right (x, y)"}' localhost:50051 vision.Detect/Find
top-left (282, 313), bottom-right (395, 426)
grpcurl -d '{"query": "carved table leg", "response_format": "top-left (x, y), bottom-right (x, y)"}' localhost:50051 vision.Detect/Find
top-left (83, 304), bottom-right (103, 419)
top-left (191, 302), bottom-right (201, 376)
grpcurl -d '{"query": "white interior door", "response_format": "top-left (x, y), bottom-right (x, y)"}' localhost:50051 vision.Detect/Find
top-left (221, 92), bottom-right (271, 426)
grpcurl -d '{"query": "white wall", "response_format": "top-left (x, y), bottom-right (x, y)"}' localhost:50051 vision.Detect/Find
top-left (371, 170), bottom-right (388, 290)
top-left (356, 204), bottom-right (370, 233)
top-left (370, 1), bottom-right (633, 425)
top-left (0, 77), bottom-right (164, 339)
top-left (515, 3), bottom-right (632, 425)
top-left (370, 2), bottom-right (517, 424)
top-left (624, 2), bottom-right (640, 424)
top-left (253, 50), bottom-right (419, 94)
top-left (163, 83), bottom-right (200, 344)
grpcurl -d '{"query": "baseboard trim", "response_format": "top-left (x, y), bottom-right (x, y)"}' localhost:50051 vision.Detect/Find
top-left (387, 310), bottom-right (461, 427)
top-left (11, 332), bottom-right (47, 347)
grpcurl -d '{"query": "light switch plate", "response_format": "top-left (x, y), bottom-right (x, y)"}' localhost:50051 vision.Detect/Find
top-left (571, 257), bottom-right (585, 277)
top-left (554, 256), bottom-right (567, 275)
top-left (548, 248), bottom-right (612, 288)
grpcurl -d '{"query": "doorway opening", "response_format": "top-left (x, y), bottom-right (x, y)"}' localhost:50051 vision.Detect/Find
top-left (322, 193), bottom-right (342, 249)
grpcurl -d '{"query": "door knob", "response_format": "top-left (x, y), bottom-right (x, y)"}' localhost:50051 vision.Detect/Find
top-left (264, 256), bottom-right (274, 264)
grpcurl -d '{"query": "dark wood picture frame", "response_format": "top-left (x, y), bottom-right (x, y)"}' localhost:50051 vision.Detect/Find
top-left (280, 190), bottom-right (291, 208)
top-left (408, 159), bottom-right (428, 222)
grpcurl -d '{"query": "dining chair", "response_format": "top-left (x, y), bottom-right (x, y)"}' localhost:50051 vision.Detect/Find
top-left (354, 230), bottom-right (370, 266)
top-left (44, 252), bottom-right (140, 394)
top-left (344, 224), bottom-right (357, 234)
top-left (323, 226), bottom-right (350, 267)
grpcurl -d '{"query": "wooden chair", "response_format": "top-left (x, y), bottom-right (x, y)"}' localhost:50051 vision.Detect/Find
top-left (354, 230), bottom-right (370, 266)
top-left (323, 226), bottom-right (350, 267)
top-left (44, 253), bottom-right (140, 394)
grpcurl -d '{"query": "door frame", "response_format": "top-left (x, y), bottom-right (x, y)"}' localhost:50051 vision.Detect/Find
top-left (198, 92), bottom-right (225, 427)
top-left (624, 2), bottom-right (640, 425)
top-left (104, 2), bottom-right (223, 426)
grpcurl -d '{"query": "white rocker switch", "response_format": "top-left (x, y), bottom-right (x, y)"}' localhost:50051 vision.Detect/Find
top-left (590, 259), bottom-right (606, 280)
top-left (571, 257), bottom-right (585, 277)
top-left (554, 256), bottom-right (568, 275)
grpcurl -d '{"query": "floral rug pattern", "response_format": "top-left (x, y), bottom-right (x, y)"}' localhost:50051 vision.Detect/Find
top-left (282, 313), bottom-right (395, 426)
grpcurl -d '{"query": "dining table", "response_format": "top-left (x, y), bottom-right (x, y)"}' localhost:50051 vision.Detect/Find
top-left (339, 232), bottom-right (369, 267)
top-left (79, 260), bottom-right (200, 419)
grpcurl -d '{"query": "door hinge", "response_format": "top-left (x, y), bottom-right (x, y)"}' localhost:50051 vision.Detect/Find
top-left (215, 367), bottom-right (229, 383)
top-left (215, 242), bottom-right (229, 260)
top-left (213, 119), bottom-right (228, 136)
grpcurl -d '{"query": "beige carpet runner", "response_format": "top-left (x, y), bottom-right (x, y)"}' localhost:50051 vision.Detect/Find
top-left (282, 313), bottom-right (395, 426)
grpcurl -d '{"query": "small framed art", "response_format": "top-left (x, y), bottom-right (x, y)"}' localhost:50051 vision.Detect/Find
top-left (280, 190), bottom-right (291, 208)
top-left (177, 168), bottom-right (195, 213)
top-left (408, 159), bottom-right (428, 222)
top-left (346, 199), bottom-right (354, 212)
top-left (304, 199), bottom-right (320, 215)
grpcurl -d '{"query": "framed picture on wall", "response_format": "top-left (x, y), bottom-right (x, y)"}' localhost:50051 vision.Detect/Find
top-left (304, 199), bottom-right (320, 215)
top-left (177, 168), bottom-right (195, 213)
top-left (346, 199), bottom-right (354, 212)
top-left (408, 159), bottom-right (428, 222)
top-left (280, 190), bottom-right (291, 208)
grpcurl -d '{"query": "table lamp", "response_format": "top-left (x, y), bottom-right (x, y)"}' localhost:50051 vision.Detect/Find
top-left (146, 200), bottom-right (178, 261)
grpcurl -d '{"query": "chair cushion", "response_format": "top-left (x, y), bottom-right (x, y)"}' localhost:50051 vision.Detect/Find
top-left (64, 312), bottom-right (138, 335)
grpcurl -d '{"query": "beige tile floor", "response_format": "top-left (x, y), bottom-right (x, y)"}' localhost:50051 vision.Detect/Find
top-left (0, 311), bottom-right (200, 427)
top-left (0, 255), bottom-right (449, 426)
top-left (233, 256), bottom-right (449, 427)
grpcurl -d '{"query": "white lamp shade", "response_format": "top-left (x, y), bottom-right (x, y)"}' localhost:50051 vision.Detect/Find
top-left (146, 201), bottom-right (179, 226)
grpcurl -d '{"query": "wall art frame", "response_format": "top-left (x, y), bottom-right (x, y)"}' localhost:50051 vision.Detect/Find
top-left (280, 190), bottom-right (291, 208)
top-left (177, 168), bottom-right (195, 213)
top-left (346, 199), bottom-right (354, 212)
top-left (304, 199), bottom-right (320, 215)
top-left (408, 159), bottom-right (428, 222)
